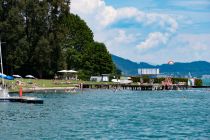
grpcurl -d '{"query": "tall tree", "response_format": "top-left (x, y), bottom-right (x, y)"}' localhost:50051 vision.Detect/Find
top-left (82, 42), bottom-right (116, 76)
top-left (0, 0), bottom-right (29, 74)
top-left (62, 13), bottom-right (93, 70)
top-left (0, 0), bottom-right (119, 79)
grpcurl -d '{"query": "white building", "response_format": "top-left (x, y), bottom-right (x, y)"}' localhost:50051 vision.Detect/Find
top-left (90, 76), bottom-right (102, 82)
top-left (90, 74), bottom-right (110, 82)
top-left (188, 78), bottom-right (195, 86)
top-left (138, 68), bottom-right (160, 75)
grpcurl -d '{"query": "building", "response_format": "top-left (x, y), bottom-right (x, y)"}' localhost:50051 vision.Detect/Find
top-left (188, 78), bottom-right (195, 86)
top-left (90, 74), bottom-right (110, 82)
top-left (101, 74), bottom-right (109, 82)
top-left (90, 76), bottom-right (103, 82)
top-left (138, 68), bottom-right (160, 75)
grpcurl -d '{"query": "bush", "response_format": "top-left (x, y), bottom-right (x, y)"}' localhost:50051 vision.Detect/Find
top-left (195, 79), bottom-right (202, 86)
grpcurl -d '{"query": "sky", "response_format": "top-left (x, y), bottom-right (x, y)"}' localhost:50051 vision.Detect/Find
top-left (71, 0), bottom-right (210, 64)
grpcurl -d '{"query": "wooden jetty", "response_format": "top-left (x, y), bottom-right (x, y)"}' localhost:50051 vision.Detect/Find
top-left (82, 83), bottom-right (188, 91)
top-left (0, 96), bottom-right (43, 104)
top-left (121, 84), bottom-right (188, 91)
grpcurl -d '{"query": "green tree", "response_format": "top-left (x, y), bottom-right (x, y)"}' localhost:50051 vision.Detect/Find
top-left (0, 0), bottom-right (29, 74)
top-left (82, 42), bottom-right (115, 76)
top-left (63, 13), bottom-right (94, 71)
top-left (62, 14), bottom-right (93, 52)
top-left (0, 0), bottom-right (118, 79)
top-left (31, 36), bottom-right (51, 78)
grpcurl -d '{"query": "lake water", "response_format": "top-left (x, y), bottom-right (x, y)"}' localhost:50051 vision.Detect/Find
top-left (0, 89), bottom-right (210, 139)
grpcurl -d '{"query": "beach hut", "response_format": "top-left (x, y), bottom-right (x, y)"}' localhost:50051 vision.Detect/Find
top-left (90, 74), bottom-right (110, 82)
top-left (90, 76), bottom-right (102, 82)
top-left (101, 74), bottom-right (109, 82)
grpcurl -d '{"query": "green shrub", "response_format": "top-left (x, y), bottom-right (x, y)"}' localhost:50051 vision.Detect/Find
top-left (195, 79), bottom-right (202, 86)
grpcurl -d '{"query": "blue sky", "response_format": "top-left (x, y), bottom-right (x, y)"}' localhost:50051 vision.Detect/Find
top-left (71, 0), bottom-right (210, 64)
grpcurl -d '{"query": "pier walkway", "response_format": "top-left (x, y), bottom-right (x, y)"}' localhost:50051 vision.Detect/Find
top-left (82, 83), bottom-right (188, 91)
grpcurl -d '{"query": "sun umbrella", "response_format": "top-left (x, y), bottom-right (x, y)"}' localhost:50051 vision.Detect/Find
top-left (13, 74), bottom-right (22, 78)
top-left (5, 76), bottom-right (14, 80)
top-left (0, 73), bottom-right (14, 80)
top-left (25, 75), bottom-right (35, 79)
top-left (0, 73), bottom-right (7, 78)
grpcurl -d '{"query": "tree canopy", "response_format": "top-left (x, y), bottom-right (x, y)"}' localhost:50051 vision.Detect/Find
top-left (0, 0), bottom-right (118, 79)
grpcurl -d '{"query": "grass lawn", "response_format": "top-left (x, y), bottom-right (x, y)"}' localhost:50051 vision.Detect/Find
top-left (4, 79), bottom-right (115, 92)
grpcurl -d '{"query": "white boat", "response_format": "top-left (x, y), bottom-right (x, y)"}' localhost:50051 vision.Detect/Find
top-left (0, 39), bottom-right (9, 98)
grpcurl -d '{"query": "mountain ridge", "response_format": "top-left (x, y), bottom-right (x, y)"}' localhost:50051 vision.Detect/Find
top-left (111, 54), bottom-right (210, 77)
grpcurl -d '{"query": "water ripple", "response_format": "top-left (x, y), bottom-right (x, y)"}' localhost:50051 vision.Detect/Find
top-left (0, 89), bottom-right (210, 139)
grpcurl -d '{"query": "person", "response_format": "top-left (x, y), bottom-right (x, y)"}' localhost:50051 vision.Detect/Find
top-left (79, 82), bottom-right (83, 90)
top-left (54, 74), bottom-right (58, 80)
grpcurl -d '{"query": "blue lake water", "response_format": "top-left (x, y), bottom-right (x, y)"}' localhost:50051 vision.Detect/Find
top-left (202, 78), bottom-right (210, 86)
top-left (0, 89), bottom-right (210, 139)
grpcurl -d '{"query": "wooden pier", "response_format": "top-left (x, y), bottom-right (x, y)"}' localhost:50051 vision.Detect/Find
top-left (121, 84), bottom-right (188, 91)
top-left (82, 83), bottom-right (188, 91)
top-left (0, 96), bottom-right (44, 104)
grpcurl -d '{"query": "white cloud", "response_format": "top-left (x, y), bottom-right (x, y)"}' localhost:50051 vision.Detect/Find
top-left (72, 0), bottom-right (178, 30)
top-left (137, 32), bottom-right (169, 50)
top-left (137, 34), bottom-right (210, 63)
top-left (70, 0), bottom-right (210, 63)
top-left (71, 0), bottom-right (178, 51)
top-left (114, 30), bottom-right (137, 44)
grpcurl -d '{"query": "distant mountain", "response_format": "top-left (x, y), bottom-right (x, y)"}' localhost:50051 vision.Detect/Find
top-left (112, 55), bottom-right (154, 75)
top-left (112, 54), bottom-right (210, 77)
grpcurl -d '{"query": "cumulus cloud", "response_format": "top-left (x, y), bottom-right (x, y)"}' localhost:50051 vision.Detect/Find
top-left (71, 0), bottom-right (180, 62)
top-left (71, 0), bottom-right (178, 31)
top-left (137, 32), bottom-right (169, 50)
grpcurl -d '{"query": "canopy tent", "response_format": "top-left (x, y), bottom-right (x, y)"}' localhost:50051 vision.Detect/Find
top-left (57, 70), bottom-right (78, 80)
top-left (66, 70), bottom-right (77, 73)
top-left (58, 70), bottom-right (68, 73)
top-left (58, 70), bottom-right (78, 73)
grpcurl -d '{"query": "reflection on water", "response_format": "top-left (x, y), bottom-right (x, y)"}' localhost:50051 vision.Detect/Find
top-left (0, 89), bottom-right (210, 139)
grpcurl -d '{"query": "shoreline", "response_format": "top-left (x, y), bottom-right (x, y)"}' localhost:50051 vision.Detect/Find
top-left (9, 86), bottom-right (78, 93)
top-left (8, 85), bottom-right (210, 94)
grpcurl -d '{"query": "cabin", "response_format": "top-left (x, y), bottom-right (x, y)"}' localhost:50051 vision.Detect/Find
top-left (90, 74), bottom-right (110, 82)
top-left (188, 78), bottom-right (195, 86)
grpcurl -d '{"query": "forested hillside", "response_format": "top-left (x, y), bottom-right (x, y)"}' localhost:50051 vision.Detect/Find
top-left (0, 0), bottom-right (117, 79)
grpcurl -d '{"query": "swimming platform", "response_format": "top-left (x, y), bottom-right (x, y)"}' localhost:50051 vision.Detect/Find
top-left (0, 96), bottom-right (43, 104)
